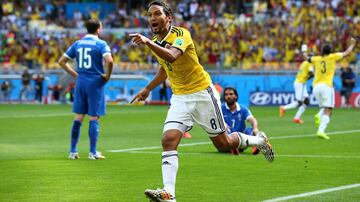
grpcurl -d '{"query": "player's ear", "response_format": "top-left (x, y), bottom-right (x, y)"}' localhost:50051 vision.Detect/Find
top-left (97, 23), bottom-right (103, 35)
top-left (167, 15), bottom-right (173, 23)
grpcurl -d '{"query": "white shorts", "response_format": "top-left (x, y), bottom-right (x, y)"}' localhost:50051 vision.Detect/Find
top-left (294, 81), bottom-right (309, 101)
top-left (163, 84), bottom-right (226, 137)
top-left (313, 84), bottom-right (335, 108)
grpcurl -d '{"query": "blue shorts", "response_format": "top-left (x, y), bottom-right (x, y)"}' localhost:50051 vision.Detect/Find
top-left (243, 127), bottom-right (253, 136)
top-left (73, 75), bottom-right (106, 116)
top-left (227, 127), bottom-right (253, 136)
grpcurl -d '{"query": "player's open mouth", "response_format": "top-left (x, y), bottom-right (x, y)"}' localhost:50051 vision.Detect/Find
top-left (151, 22), bottom-right (159, 29)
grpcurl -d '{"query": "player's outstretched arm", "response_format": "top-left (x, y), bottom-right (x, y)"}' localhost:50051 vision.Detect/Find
top-left (130, 66), bottom-right (167, 103)
top-left (129, 33), bottom-right (182, 63)
top-left (58, 56), bottom-right (78, 78)
top-left (343, 37), bottom-right (357, 57)
top-left (102, 54), bottom-right (113, 82)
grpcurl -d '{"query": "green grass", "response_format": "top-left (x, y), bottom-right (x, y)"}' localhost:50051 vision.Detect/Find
top-left (0, 105), bottom-right (359, 201)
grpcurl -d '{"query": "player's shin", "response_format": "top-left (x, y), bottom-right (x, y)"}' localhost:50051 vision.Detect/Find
top-left (162, 150), bottom-right (178, 197)
top-left (294, 104), bottom-right (306, 119)
top-left (70, 120), bottom-right (82, 152)
top-left (284, 101), bottom-right (299, 110)
top-left (318, 114), bottom-right (330, 133)
top-left (89, 120), bottom-right (99, 154)
top-left (317, 108), bottom-right (324, 117)
top-left (235, 132), bottom-right (265, 149)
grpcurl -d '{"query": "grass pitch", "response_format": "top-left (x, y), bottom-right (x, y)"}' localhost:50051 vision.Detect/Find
top-left (0, 105), bottom-right (359, 201)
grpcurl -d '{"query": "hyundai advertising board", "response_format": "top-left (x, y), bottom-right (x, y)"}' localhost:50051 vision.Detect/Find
top-left (250, 91), bottom-right (360, 108)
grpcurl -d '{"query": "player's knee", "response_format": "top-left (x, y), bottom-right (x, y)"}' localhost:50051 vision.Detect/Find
top-left (325, 108), bottom-right (332, 116)
top-left (303, 98), bottom-right (310, 105)
top-left (89, 116), bottom-right (99, 121)
top-left (75, 114), bottom-right (85, 122)
top-left (162, 130), bottom-right (182, 150)
top-left (297, 100), bottom-right (303, 107)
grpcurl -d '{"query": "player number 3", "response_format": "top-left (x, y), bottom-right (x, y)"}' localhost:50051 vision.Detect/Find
top-left (320, 61), bottom-right (326, 73)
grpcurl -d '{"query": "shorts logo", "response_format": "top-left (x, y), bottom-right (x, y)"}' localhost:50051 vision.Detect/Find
top-left (250, 92), bottom-right (271, 105)
top-left (174, 38), bottom-right (184, 46)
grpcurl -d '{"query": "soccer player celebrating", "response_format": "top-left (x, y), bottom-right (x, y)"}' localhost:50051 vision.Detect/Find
top-left (58, 19), bottom-right (113, 159)
top-left (222, 87), bottom-right (260, 155)
top-left (129, 1), bottom-right (274, 201)
top-left (303, 37), bottom-right (356, 139)
top-left (279, 59), bottom-right (314, 124)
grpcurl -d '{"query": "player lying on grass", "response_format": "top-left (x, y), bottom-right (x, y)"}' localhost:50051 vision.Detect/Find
top-left (222, 87), bottom-right (261, 155)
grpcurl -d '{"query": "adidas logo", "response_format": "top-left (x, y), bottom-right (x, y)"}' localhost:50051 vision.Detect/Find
top-left (162, 161), bottom-right (171, 165)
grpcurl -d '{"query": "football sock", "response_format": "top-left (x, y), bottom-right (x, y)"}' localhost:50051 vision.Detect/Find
top-left (284, 101), bottom-right (298, 110)
top-left (317, 108), bottom-right (324, 117)
top-left (89, 120), bottom-right (99, 154)
top-left (318, 114), bottom-right (330, 133)
top-left (236, 132), bottom-right (264, 149)
top-left (294, 104), bottom-right (306, 119)
top-left (162, 150), bottom-right (178, 196)
top-left (70, 120), bottom-right (82, 153)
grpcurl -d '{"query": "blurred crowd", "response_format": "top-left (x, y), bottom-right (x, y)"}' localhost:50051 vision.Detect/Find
top-left (0, 0), bottom-right (359, 71)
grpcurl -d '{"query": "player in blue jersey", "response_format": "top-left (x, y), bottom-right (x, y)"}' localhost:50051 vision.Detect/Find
top-left (58, 19), bottom-right (113, 160)
top-left (221, 87), bottom-right (260, 155)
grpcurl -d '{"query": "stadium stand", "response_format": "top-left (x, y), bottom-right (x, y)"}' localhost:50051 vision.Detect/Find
top-left (0, 0), bottom-right (359, 72)
top-left (0, 0), bottom-right (359, 104)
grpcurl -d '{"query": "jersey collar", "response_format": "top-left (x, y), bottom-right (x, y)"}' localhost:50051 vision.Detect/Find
top-left (157, 25), bottom-right (172, 44)
top-left (225, 102), bottom-right (241, 113)
top-left (84, 34), bottom-right (98, 39)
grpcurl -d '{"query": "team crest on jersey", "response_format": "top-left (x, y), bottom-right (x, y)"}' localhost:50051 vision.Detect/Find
top-left (174, 38), bottom-right (184, 46)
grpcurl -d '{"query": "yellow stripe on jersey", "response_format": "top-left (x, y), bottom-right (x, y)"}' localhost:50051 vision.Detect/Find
top-left (152, 26), bottom-right (211, 95)
top-left (311, 52), bottom-right (343, 87)
top-left (295, 61), bottom-right (313, 83)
